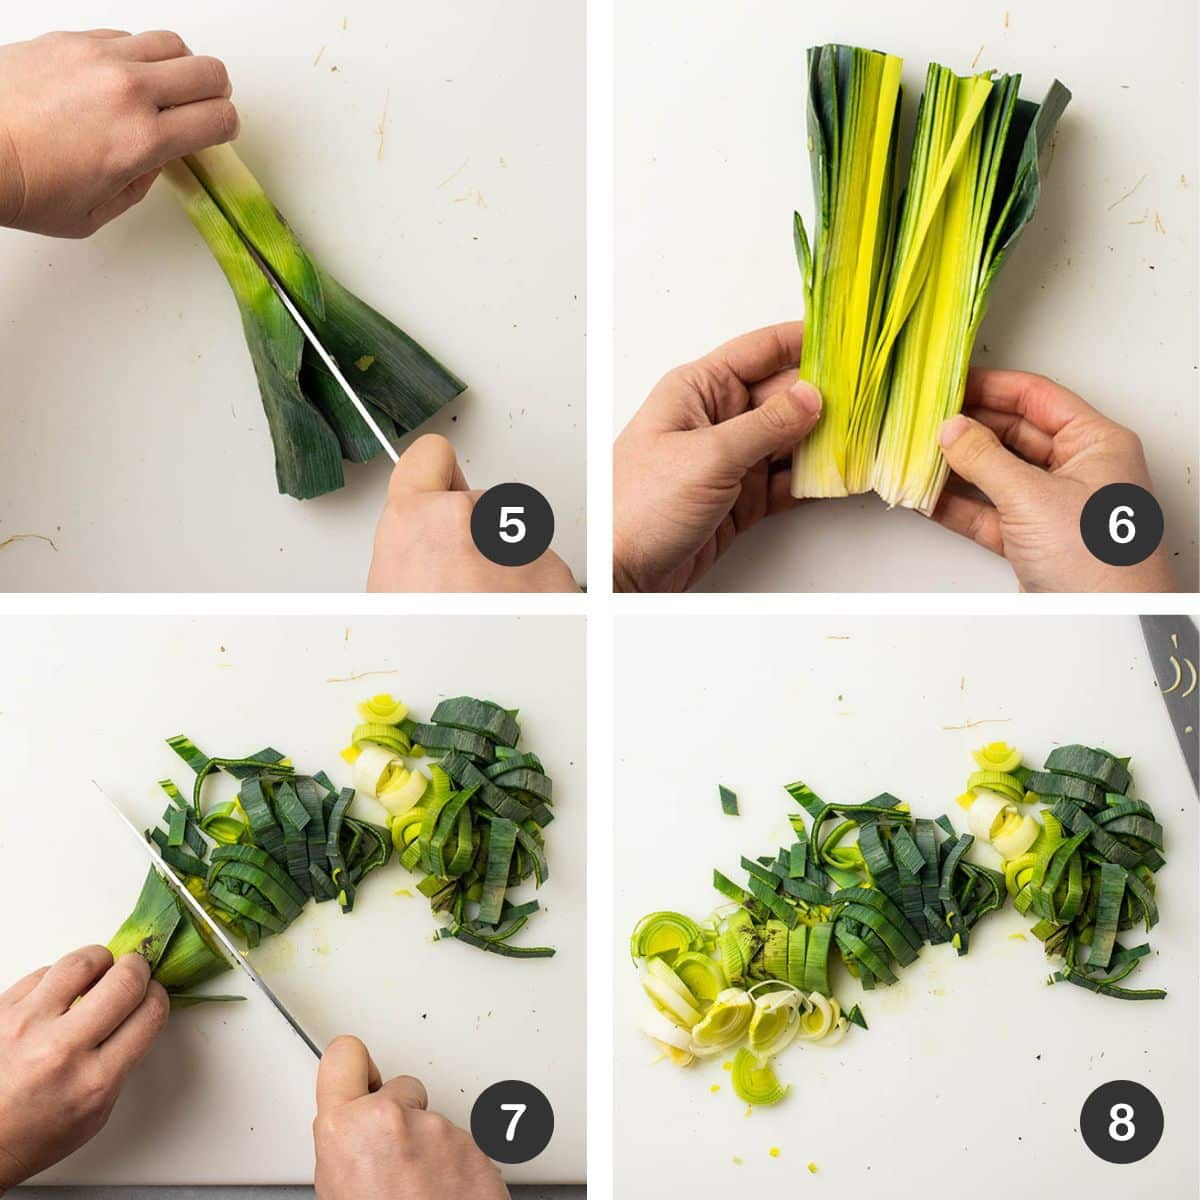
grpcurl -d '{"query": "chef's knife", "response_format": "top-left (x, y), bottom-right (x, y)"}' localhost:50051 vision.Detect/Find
top-left (1138, 615), bottom-right (1198, 795)
top-left (95, 782), bottom-right (323, 1059)
top-left (232, 225), bottom-right (398, 465)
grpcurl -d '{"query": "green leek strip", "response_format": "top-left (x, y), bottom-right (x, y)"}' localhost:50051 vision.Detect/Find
top-left (730, 1047), bottom-right (789, 1106)
top-left (1044, 745), bottom-right (1131, 794)
top-left (439, 752), bottom-right (532, 822)
top-left (324, 789), bottom-right (356, 913)
top-left (273, 780), bottom-right (312, 832)
top-left (785, 925), bottom-right (809, 990)
top-left (719, 785), bottom-right (739, 816)
top-left (485, 766), bottom-right (553, 802)
top-left (429, 785), bottom-right (478, 877)
top-left (208, 881), bottom-right (286, 933)
top-left (445, 807), bottom-right (475, 877)
top-left (477, 817), bottom-right (518, 925)
top-left (210, 844), bottom-right (308, 910)
top-left (430, 697), bottom-right (521, 747)
top-left (857, 823), bottom-right (903, 909)
top-left (803, 922), bottom-right (833, 994)
top-left (237, 777), bottom-right (287, 866)
top-left (784, 780), bottom-right (826, 820)
top-left (1088, 862), bottom-right (1125, 971)
top-left (833, 887), bottom-right (922, 954)
top-left (149, 828), bottom-right (208, 878)
top-left (1050, 965), bottom-right (1166, 1001)
top-left (166, 806), bottom-right (187, 848)
top-left (712, 870), bottom-right (752, 906)
top-left (208, 859), bottom-right (302, 925)
top-left (747, 876), bottom-right (798, 928)
top-left (1026, 771), bottom-right (1106, 809)
top-left (441, 923), bottom-right (555, 958)
top-left (835, 923), bottom-right (896, 985)
top-left (409, 722), bottom-right (496, 764)
top-left (482, 752), bottom-right (544, 778)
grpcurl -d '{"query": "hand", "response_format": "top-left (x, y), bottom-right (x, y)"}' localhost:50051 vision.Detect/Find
top-left (613, 322), bottom-right (821, 592)
top-left (0, 29), bottom-right (237, 237)
top-left (367, 435), bottom-right (580, 592)
top-left (0, 947), bottom-right (169, 1194)
top-left (933, 370), bottom-right (1176, 592)
top-left (313, 1035), bottom-right (509, 1200)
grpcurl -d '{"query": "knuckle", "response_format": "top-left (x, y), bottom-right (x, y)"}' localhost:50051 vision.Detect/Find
top-left (213, 99), bottom-right (240, 141)
top-left (102, 62), bottom-right (145, 105)
top-left (202, 56), bottom-right (231, 96)
top-left (152, 30), bottom-right (188, 58)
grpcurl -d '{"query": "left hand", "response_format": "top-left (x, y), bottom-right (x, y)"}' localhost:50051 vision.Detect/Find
top-left (0, 947), bottom-right (169, 1194)
top-left (613, 322), bottom-right (822, 592)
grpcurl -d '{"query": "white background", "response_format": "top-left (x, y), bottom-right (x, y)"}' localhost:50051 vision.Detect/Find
top-left (614, 614), bottom-right (1198, 1197)
top-left (0, 0), bottom-right (585, 591)
top-left (615, 0), bottom-right (1199, 592)
top-left (0, 614), bottom-right (586, 1185)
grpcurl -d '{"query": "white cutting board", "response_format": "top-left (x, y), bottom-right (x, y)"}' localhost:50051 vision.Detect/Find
top-left (0, 0), bottom-right (585, 590)
top-left (615, 0), bottom-right (1199, 591)
top-left (615, 615), bottom-right (1198, 1198)
top-left (0, 615), bottom-right (585, 1185)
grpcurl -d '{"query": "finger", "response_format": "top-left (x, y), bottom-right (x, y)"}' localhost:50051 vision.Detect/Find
top-left (154, 98), bottom-right (240, 164)
top-left (965, 368), bottom-right (1099, 436)
top-left (938, 415), bottom-right (1043, 510)
top-left (141, 56), bottom-right (231, 107)
top-left (707, 322), bottom-right (806, 386)
top-left (386, 434), bottom-right (470, 498)
top-left (317, 1036), bottom-right (376, 1111)
top-left (967, 406), bottom-right (1055, 468)
top-left (376, 1074), bottom-right (429, 1111)
top-left (930, 489), bottom-right (1005, 557)
top-left (708, 380), bottom-right (822, 473)
top-left (61, 953), bottom-right (152, 1047)
top-left (96, 981), bottom-right (169, 1079)
top-left (84, 30), bottom-right (132, 39)
top-left (82, 169), bottom-right (160, 234)
top-left (115, 30), bottom-right (191, 62)
top-left (0, 966), bottom-right (50, 1007)
top-left (26, 945), bottom-right (113, 1015)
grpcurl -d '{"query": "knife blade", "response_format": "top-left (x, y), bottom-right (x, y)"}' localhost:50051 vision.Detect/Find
top-left (1138, 615), bottom-right (1199, 795)
top-left (95, 782), bottom-right (323, 1059)
top-left (234, 230), bottom-right (399, 465)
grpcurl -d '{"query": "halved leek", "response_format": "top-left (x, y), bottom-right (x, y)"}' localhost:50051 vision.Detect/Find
top-left (164, 146), bottom-right (465, 500)
top-left (791, 45), bottom-right (1070, 514)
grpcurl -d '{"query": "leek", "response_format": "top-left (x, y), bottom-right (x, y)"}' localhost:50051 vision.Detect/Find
top-left (791, 44), bottom-right (1070, 513)
top-left (164, 146), bottom-right (465, 500)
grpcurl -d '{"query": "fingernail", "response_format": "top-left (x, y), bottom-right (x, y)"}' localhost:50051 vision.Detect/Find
top-left (789, 380), bottom-right (822, 417)
top-left (939, 415), bottom-right (972, 448)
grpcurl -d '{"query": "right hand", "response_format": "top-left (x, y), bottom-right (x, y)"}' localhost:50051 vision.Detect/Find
top-left (0, 947), bottom-right (169, 1194)
top-left (313, 1035), bottom-right (509, 1200)
top-left (0, 29), bottom-right (237, 237)
top-left (367, 435), bottom-right (579, 593)
top-left (932, 369), bottom-right (1176, 592)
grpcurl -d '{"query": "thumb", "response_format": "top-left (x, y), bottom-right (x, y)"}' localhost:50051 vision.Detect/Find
top-left (938, 414), bottom-right (1041, 507)
top-left (709, 379), bottom-right (822, 471)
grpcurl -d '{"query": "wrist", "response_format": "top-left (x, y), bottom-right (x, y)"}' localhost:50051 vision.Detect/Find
top-left (612, 533), bottom-right (641, 593)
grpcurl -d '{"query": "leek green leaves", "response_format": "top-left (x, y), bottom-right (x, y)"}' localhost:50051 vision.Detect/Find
top-left (791, 45), bottom-right (1070, 514)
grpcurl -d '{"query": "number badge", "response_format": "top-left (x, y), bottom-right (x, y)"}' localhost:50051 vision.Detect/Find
top-left (1080, 1080), bottom-right (1164, 1164)
top-left (471, 483), bottom-right (556, 567)
top-left (470, 1079), bottom-right (555, 1164)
